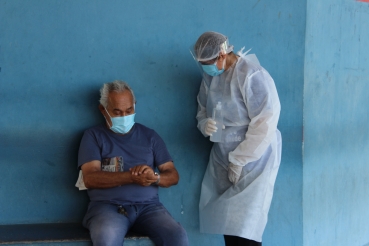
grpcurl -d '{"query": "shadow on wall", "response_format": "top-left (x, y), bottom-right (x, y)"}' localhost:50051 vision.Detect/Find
top-left (0, 86), bottom-right (104, 224)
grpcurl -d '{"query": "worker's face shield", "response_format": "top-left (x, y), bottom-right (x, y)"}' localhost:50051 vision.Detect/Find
top-left (189, 40), bottom-right (233, 82)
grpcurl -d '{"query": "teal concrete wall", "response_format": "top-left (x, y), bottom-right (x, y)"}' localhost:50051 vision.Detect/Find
top-left (0, 0), bottom-right (305, 245)
top-left (304, 0), bottom-right (369, 245)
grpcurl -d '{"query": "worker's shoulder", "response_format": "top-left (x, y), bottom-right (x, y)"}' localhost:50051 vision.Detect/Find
top-left (238, 56), bottom-right (263, 73)
top-left (238, 58), bottom-right (273, 82)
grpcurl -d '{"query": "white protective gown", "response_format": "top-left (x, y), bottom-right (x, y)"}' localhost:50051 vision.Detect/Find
top-left (197, 50), bottom-right (282, 242)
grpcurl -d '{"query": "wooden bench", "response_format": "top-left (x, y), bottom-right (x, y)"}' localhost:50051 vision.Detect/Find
top-left (0, 223), bottom-right (155, 246)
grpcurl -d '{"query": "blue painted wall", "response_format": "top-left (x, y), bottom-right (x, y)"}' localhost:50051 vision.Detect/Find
top-left (0, 0), bottom-right (305, 245)
top-left (304, 0), bottom-right (369, 245)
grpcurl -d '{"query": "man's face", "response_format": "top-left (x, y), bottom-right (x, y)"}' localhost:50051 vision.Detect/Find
top-left (100, 90), bottom-right (135, 126)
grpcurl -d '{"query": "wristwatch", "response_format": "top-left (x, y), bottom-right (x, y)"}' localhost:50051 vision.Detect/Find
top-left (153, 172), bottom-right (160, 185)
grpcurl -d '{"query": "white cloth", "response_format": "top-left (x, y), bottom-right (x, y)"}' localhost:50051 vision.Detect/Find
top-left (75, 170), bottom-right (87, 190)
top-left (196, 49), bottom-right (282, 242)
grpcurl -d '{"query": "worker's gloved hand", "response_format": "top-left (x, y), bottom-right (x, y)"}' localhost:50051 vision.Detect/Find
top-left (204, 118), bottom-right (217, 136)
top-left (228, 162), bottom-right (243, 185)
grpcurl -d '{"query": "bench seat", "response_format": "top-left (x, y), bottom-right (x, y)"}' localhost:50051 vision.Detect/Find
top-left (0, 223), bottom-right (154, 246)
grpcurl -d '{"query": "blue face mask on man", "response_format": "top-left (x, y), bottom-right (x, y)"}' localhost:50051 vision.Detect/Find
top-left (104, 108), bottom-right (135, 134)
top-left (201, 58), bottom-right (225, 77)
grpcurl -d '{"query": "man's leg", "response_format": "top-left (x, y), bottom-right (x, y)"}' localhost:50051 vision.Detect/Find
top-left (83, 202), bottom-right (133, 246)
top-left (131, 202), bottom-right (189, 246)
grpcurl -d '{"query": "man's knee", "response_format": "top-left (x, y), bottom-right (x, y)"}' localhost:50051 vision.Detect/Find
top-left (89, 224), bottom-right (125, 246)
top-left (175, 225), bottom-right (189, 246)
top-left (165, 223), bottom-right (189, 246)
top-left (85, 204), bottom-right (129, 246)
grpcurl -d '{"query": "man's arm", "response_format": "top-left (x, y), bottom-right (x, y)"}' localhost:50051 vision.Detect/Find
top-left (81, 160), bottom-right (159, 189)
top-left (81, 160), bottom-right (132, 189)
top-left (156, 161), bottom-right (179, 188)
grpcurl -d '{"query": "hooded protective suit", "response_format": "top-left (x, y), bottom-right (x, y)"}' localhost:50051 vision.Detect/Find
top-left (196, 49), bottom-right (282, 242)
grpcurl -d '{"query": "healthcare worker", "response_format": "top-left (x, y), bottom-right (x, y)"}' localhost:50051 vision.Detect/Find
top-left (191, 31), bottom-right (282, 246)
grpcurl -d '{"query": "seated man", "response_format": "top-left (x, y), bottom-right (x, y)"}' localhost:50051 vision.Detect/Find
top-left (77, 80), bottom-right (189, 246)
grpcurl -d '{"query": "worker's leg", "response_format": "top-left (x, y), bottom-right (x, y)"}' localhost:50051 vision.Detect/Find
top-left (224, 235), bottom-right (262, 246)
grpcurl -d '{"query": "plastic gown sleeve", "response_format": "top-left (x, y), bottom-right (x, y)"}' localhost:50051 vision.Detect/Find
top-left (228, 69), bottom-right (280, 167)
top-left (196, 79), bottom-right (211, 137)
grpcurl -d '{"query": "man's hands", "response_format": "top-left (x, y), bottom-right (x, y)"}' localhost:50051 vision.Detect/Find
top-left (130, 165), bottom-right (159, 186)
top-left (130, 162), bottom-right (179, 188)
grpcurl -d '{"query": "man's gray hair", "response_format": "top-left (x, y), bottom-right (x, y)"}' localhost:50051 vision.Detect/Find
top-left (99, 80), bottom-right (136, 108)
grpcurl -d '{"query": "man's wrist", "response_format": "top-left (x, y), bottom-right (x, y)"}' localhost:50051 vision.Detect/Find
top-left (153, 172), bottom-right (160, 185)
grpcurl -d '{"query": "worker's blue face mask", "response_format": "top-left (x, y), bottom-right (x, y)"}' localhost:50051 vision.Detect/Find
top-left (201, 58), bottom-right (224, 77)
top-left (104, 108), bottom-right (135, 134)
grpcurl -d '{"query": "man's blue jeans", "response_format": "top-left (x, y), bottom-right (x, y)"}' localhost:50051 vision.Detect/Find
top-left (83, 201), bottom-right (189, 246)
